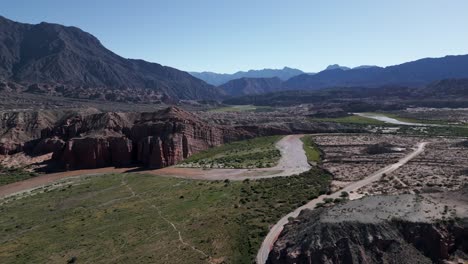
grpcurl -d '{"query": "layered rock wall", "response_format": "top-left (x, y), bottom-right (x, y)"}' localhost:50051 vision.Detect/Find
top-left (47, 107), bottom-right (253, 169)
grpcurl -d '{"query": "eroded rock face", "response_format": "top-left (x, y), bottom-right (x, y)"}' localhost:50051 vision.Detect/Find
top-left (0, 108), bottom-right (101, 155)
top-left (4, 106), bottom-right (345, 170)
top-left (0, 111), bottom-right (57, 154)
top-left (32, 137), bottom-right (65, 155)
top-left (130, 108), bottom-right (247, 168)
top-left (56, 137), bottom-right (133, 169)
top-left (47, 107), bottom-right (253, 169)
top-left (268, 190), bottom-right (468, 264)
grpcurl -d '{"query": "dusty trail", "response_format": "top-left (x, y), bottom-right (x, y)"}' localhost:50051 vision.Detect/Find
top-left (256, 141), bottom-right (428, 264)
top-left (0, 135), bottom-right (310, 199)
top-left (0, 167), bottom-right (131, 199)
top-left (121, 174), bottom-right (211, 260)
top-left (150, 134), bottom-right (311, 180)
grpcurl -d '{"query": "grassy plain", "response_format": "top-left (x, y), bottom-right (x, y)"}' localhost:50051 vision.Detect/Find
top-left (208, 105), bottom-right (274, 113)
top-left (0, 169), bottom-right (331, 263)
top-left (300, 135), bottom-right (322, 164)
top-left (310, 115), bottom-right (386, 125)
top-left (0, 166), bottom-right (37, 186)
top-left (179, 136), bottom-right (282, 169)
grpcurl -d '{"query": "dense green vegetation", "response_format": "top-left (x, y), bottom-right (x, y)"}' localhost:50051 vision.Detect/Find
top-left (310, 113), bottom-right (468, 138)
top-left (365, 112), bottom-right (451, 125)
top-left (0, 169), bottom-right (331, 263)
top-left (180, 136), bottom-right (282, 168)
top-left (311, 112), bottom-right (450, 126)
top-left (310, 115), bottom-right (386, 125)
top-left (0, 166), bottom-right (38, 186)
top-left (300, 135), bottom-right (322, 164)
top-left (208, 105), bottom-right (274, 113)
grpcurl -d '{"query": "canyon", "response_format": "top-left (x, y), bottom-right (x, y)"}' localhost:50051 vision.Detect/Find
top-left (0, 107), bottom-right (253, 170)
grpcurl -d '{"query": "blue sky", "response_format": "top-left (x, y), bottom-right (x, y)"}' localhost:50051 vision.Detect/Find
top-left (2, 0), bottom-right (468, 73)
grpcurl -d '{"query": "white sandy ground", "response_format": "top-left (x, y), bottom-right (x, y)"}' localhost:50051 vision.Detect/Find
top-left (256, 142), bottom-right (428, 264)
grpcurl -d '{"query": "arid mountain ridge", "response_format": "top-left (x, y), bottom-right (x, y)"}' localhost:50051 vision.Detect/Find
top-left (0, 16), bottom-right (221, 102)
top-left (2, 15), bottom-right (468, 101)
top-left (224, 78), bottom-right (468, 109)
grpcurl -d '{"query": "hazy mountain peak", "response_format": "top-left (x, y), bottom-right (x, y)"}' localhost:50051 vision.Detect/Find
top-left (285, 54), bottom-right (468, 91)
top-left (219, 76), bottom-right (283, 97)
top-left (353, 65), bottom-right (380, 70)
top-left (190, 67), bottom-right (305, 86)
top-left (325, 64), bottom-right (351, 71)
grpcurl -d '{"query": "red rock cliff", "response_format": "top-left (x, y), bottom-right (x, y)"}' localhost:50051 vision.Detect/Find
top-left (51, 107), bottom-right (252, 169)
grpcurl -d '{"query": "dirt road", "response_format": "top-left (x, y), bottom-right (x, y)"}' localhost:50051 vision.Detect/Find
top-left (145, 134), bottom-right (311, 180)
top-left (0, 167), bottom-right (132, 199)
top-left (256, 141), bottom-right (428, 264)
top-left (0, 135), bottom-right (310, 198)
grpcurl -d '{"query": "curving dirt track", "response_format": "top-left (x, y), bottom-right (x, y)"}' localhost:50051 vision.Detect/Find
top-left (148, 134), bottom-right (311, 180)
top-left (0, 135), bottom-right (310, 199)
top-left (0, 167), bottom-right (132, 199)
top-left (256, 141), bottom-right (428, 264)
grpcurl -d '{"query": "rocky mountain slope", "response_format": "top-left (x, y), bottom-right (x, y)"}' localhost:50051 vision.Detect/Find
top-left (423, 78), bottom-right (468, 97)
top-left (0, 16), bottom-right (221, 101)
top-left (190, 67), bottom-right (305, 86)
top-left (284, 55), bottom-right (468, 91)
top-left (224, 79), bottom-right (468, 110)
top-left (268, 188), bottom-right (468, 264)
top-left (219, 77), bottom-right (283, 96)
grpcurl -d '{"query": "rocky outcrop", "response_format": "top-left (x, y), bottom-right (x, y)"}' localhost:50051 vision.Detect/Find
top-left (4, 106), bottom-right (354, 170)
top-left (0, 110), bottom-right (59, 154)
top-left (129, 107), bottom-right (248, 168)
top-left (58, 137), bottom-right (133, 169)
top-left (0, 108), bottom-right (102, 155)
top-left (268, 190), bottom-right (468, 264)
top-left (32, 137), bottom-right (65, 155)
top-left (46, 107), bottom-right (253, 169)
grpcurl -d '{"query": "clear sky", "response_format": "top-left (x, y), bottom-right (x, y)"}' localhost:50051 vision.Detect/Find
top-left (2, 0), bottom-right (468, 73)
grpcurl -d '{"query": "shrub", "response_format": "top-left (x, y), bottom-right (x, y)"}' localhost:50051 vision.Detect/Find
top-left (315, 202), bottom-right (325, 208)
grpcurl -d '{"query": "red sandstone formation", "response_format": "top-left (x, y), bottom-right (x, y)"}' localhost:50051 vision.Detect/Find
top-left (46, 107), bottom-right (252, 169)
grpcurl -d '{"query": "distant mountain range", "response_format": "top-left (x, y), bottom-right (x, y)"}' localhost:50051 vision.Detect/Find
top-left (190, 65), bottom-right (384, 87)
top-left (224, 78), bottom-right (468, 109)
top-left (219, 77), bottom-right (283, 97)
top-left (284, 55), bottom-right (468, 91)
top-left (2, 16), bottom-right (468, 102)
top-left (0, 16), bottom-right (220, 101)
top-left (324, 64), bottom-right (351, 71)
top-left (190, 67), bottom-right (307, 86)
top-left (217, 56), bottom-right (468, 97)
top-left (324, 64), bottom-right (380, 71)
